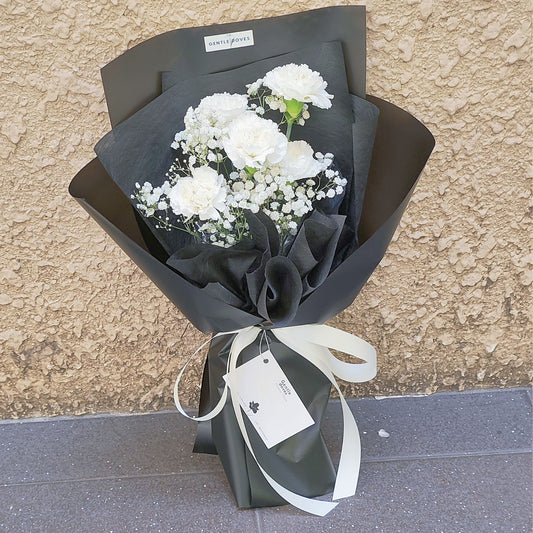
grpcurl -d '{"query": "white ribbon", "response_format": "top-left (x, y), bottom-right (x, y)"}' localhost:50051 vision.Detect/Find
top-left (174, 324), bottom-right (377, 517)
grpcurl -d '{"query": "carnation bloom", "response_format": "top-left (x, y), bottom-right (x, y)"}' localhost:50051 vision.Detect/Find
top-left (263, 63), bottom-right (333, 109)
top-left (279, 140), bottom-right (322, 180)
top-left (196, 92), bottom-right (248, 127)
top-left (222, 113), bottom-right (288, 169)
top-left (168, 165), bottom-right (226, 220)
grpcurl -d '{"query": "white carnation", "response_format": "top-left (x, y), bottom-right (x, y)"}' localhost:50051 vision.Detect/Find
top-left (168, 165), bottom-right (226, 221)
top-left (263, 63), bottom-right (333, 109)
top-left (279, 140), bottom-right (322, 180)
top-left (222, 113), bottom-right (288, 169)
top-left (197, 92), bottom-right (248, 127)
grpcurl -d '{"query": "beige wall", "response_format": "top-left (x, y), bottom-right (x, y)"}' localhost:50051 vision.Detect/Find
top-left (1, 0), bottom-right (531, 419)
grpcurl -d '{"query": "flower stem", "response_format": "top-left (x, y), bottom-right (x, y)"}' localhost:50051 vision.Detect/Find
top-left (152, 215), bottom-right (199, 238)
top-left (286, 119), bottom-right (293, 141)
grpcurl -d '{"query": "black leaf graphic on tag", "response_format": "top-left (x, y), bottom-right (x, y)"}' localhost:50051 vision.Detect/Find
top-left (249, 401), bottom-right (259, 414)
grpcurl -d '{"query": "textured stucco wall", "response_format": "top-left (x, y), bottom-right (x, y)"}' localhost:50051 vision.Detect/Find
top-left (1, 0), bottom-right (531, 419)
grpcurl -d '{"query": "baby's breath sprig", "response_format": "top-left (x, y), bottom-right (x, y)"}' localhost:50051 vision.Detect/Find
top-left (246, 83), bottom-right (312, 140)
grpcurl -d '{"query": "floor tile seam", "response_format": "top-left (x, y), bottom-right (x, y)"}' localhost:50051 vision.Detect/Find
top-left (0, 469), bottom-right (222, 489)
top-left (0, 410), bottom-right (184, 425)
top-left (1, 450), bottom-right (530, 488)
top-left (361, 448), bottom-right (532, 464)
top-left (254, 509), bottom-right (264, 533)
top-left (2, 387), bottom-right (531, 425)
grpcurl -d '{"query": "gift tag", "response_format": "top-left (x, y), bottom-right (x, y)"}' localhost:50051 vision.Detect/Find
top-left (223, 350), bottom-right (315, 449)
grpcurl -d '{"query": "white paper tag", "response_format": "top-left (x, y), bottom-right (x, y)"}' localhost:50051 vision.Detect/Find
top-left (223, 350), bottom-right (315, 449)
top-left (203, 30), bottom-right (254, 53)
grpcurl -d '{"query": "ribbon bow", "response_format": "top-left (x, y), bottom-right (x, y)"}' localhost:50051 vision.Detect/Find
top-left (174, 324), bottom-right (377, 516)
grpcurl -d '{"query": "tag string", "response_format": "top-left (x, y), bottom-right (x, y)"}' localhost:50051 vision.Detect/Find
top-left (258, 329), bottom-right (271, 355)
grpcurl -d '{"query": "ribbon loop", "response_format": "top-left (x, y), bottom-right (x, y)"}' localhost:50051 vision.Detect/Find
top-left (172, 327), bottom-right (257, 422)
top-left (173, 323), bottom-right (377, 516)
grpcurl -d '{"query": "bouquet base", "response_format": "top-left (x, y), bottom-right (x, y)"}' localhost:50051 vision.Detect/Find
top-left (193, 333), bottom-right (336, 508)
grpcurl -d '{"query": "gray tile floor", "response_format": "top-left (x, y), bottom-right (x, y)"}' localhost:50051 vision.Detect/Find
top-left (1, 388), bottom-right (531, 532)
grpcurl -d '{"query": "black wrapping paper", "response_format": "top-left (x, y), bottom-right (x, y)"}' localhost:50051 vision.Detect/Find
top-left (69, 6), bottom-right (434, 509)
top-left (101, 6), bottom-right (366, 126)
top-left (203, 333), bottom-right (336, 508)
top-left (166, 210), bottom-right (346, 326)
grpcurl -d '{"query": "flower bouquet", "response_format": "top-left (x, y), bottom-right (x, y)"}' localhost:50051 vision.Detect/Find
top-left (69, 6), bottom-right (434, 516)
